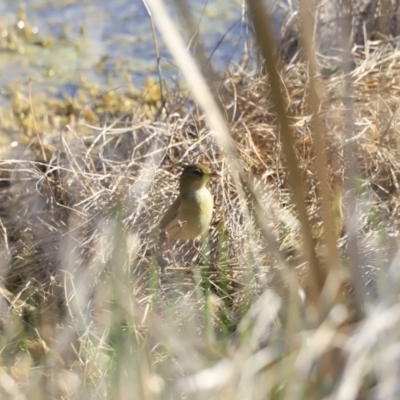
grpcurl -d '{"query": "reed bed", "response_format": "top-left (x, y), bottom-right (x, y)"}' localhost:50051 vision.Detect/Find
top-left (1, 0), bottom-right (400, 398)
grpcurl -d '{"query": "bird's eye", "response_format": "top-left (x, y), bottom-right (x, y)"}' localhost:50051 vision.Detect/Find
top-left (193, 169), bottom-right (202, 176)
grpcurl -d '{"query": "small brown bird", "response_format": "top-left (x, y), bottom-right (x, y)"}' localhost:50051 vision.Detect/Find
top-left (159, 164), bottom-right (219, 249)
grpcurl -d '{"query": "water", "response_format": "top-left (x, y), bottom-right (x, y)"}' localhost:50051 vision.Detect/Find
top-left (0, 0), bottom-right (249, 101)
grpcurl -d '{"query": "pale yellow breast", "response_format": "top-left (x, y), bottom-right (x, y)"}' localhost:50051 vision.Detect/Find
top-left (165, 187), bottom-right (213, 242)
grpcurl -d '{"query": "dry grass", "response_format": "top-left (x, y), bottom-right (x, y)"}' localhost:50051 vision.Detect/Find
top-left (1, 1), bottom-right (400, 399)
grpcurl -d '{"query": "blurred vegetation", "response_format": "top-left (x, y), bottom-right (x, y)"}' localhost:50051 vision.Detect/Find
top-left (0, 0), bottom-right (400, 399)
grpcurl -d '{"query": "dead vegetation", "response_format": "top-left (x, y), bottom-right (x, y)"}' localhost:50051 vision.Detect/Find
top-left (1, 0), bottom-right (400, 398)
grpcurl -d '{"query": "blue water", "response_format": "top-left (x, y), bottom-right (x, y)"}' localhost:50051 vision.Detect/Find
top-left (0, 0), bottom-right (254, 100)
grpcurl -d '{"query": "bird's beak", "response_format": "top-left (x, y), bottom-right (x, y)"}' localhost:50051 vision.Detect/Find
top-left (211, 171), bottom-right (220, 178)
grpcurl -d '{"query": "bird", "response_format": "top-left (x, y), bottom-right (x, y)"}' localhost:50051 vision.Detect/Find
top-left (158, 164), bottom-right (219, 261)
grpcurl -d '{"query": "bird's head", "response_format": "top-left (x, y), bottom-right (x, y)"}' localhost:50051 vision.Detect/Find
top-left (179, 164), bottom-right (219, 193)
